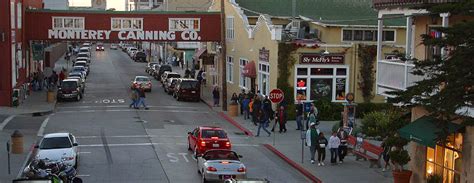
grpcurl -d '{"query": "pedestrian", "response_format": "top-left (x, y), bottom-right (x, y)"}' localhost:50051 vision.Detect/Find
top-left (212, 86), bottom-right (220, 107)
top-left (51, 71), bottom-right (58, 87)
top-left (256, 90), bottom-right (263, 100)
top-left (242, 95), bottom-right (250, 120)
top-left (317, 132), bottom-right (328, 166)
top-left (37, 71), bottom-right (44, 91)
top-left (329, 132), bottom-right (341, 165)
top-left (337, 128), bottom-right (349, 163)
top-left (201, 71), bottom-right (206, 86)
top-left (238, 89), bottom-right (246, 115)
top-left (129, 88), bottom-right (138, 108)
top-left (295, 100), bottom-right (303, 130)
top-left (255, 109), bottom-right (271, 137)
top-left (306, 103), bottom-right (319, 130)
top-left (197, 69), bottom-right (204, 84)
top-left (230, 93), bottom-right (239, 104)
top-left (248, 98), bottom-right (254, 124)
top-left (135, 88), bottom-right (149, 110)
top-left (185, 68), bottom-right (191, 78)
top-left (251, 96), bottom-right (261, 126)
top-left (59, 70), bottom-right (65, 85)
top-left (305, 122), bottom-right (320, 164)
top-left (273, 105), bottom-right (287, 133)
top-left (381, 138), bottom-right (391, 172)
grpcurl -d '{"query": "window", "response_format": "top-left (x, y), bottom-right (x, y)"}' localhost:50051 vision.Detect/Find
top-left (226, 17), bottom-right (234, 40)
top-left (239, 58), bottom-right (250, 89)
top-left (111, 18), bottom-right (143, 31)
top-left (427, 27), bottom-right (442, 60)
top-left (294, 66), bottom-right (348, 102)
top-left (342, 29), bottom-right (395, 42)
top-left (426, 133), bottom-right (463, 183)
top-left (52, 17), bottom-right (85, 29)
top-left (10, 2), bottom-right (15, 29)
top-left (226, 56), bottom-right (234, 83)
top-left (169, 18), bottom-right (200, 31)
top-left (17, 3), bottom-right (22, 29)
top-left (258, 63), bottom-right (270, 96)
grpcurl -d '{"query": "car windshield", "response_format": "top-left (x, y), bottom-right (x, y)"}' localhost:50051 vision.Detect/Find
top-left (160, 65), bottom-right (171, 71)
top-left (61, 81), bottom-right (77, 89)
top-left (201, 129), bottom-right (227, 138)
top-left (203, 151), bottom-right (239, 161)
top-left (168, 74), bottom-right (180, 78)
top-left (135, 77), bottom-right (149, 82)
top-left (77, 54), bottom-right (88, 57)
top-left (73, 67), bottom-right (84, 71)
top-left (39, 137), bottom-right (72, 149)
top-left (180, 81), bottom-right (199, 89)
top-left (75, 63), bottom-right (86, 67)
top-left (136, 52), bottom-right (146, 56)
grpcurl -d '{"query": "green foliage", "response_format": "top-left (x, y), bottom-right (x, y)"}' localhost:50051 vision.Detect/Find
top-left (427, 174), bottom-right (443, 183)
top-left (357, 45), bottom-right (377, 102)
top-left (356, 103), bottom-right (394, 118)
top-left (389, 148), bottom-right (411, 171)
top-left (277, 42), bottom-right (297, 120)
top-left (361, 111), bottom-right (393, 137)
top-left (313, 98), bottom-right (344, 120)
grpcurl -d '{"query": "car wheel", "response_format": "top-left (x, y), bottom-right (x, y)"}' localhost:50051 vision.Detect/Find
top-left (74, 156), bottom-right (78, 169)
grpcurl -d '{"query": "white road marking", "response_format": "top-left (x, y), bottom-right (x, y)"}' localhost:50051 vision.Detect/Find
top-left (79, 142), bottom-right (259, 147)
top-left (78, 151), bottom-right (91, 154)
top-left (77, 174), bottom-right (91, 177)
top-left (0, 115), bottom-right (16, 131)
top-left (37, 116), bottom-right (50, 137)
top-left (57, 109), bottom-right (209, 114)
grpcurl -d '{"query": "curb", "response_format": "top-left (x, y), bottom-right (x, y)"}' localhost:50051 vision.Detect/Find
top-left (217, 112), bottom-right (254, 137)
top-left (263, 144), bottom-right (322, 183)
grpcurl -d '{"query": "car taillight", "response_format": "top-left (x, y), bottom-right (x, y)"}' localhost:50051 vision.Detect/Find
top-left (221, 161), bottom-right (229, 164)
top-left (64, 156), bottom-right (75, 161)
top-left (237, 167), bottom-right (246, 172)
top-left (211, 137), bottom-right (218, 140)
top-left (207, 167), bottom-right (217, 172)
top-left (225, 141), bottom-right (231, 148)
top-left (200, 141), bottom-right (206, 147)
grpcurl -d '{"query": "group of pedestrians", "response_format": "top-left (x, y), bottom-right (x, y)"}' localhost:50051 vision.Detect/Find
top-left (306, 122), bottom-right (349, 166)
top-left (30, 69), bottom-right (65, 91)
top-left (129, 87), bottom-right (149, 110)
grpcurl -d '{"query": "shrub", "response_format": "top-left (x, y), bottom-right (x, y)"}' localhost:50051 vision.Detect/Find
top-left (313, 99), bottom-right (343, 121)
top-left (356, 102), bottom-right (394, 118)
top-left (361, 111), bottom-right (399, 137)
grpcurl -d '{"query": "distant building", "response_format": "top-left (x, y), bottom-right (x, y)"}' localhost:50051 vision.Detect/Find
top-left (43, 0), bottom-right (69, 10)
top-left (126, 0), bottom-right (163, 11)
top-left (91, 0), bottom-right (106, 10)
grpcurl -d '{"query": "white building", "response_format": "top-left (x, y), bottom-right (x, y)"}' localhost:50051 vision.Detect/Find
top-left (43, 0), bottom-right (69, 10)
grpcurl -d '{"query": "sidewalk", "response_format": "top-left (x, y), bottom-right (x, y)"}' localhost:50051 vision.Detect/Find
top-left (200, 91), bottom-right (394, 183)
top-left (0, 129), bottom-right (38, 181)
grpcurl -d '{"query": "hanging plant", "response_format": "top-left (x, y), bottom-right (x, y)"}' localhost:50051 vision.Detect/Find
top-left (357, 44), bottom-right (377, 102)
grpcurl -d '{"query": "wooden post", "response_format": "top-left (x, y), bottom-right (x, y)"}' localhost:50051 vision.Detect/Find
top-left (220, 0), bottom-right (227, 111)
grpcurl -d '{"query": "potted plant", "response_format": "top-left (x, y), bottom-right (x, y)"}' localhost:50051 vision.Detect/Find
top-left (385, 135), bottom-right (412, 183)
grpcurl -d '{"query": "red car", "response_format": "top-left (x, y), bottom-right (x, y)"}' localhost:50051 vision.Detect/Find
top-left (188, 126), bottom-right (231, 157)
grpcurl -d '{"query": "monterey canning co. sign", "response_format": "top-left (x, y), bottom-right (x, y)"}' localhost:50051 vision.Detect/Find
top-left (25, 10), bottom-right (221, 42)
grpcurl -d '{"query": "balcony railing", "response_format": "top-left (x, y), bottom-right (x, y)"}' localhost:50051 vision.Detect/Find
top-left (376, 59), bottom-right (425, 97)
top-left (373, 0), bottom-right (464, 9)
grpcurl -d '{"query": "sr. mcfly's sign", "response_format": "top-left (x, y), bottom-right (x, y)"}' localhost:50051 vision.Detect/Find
top-left (25, 10), bottom-right (221, 42)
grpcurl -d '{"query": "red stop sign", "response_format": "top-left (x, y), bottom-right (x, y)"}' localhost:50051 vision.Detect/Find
top-left (269, 89), bottom-right (284, 103)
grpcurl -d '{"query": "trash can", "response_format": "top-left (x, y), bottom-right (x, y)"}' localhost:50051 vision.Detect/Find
top-left (47, 91), bottom-right (55, 103)
top-left (11, 130), bottom-right (23, 154)
top-left (228, 103), bottom-right (238, 117)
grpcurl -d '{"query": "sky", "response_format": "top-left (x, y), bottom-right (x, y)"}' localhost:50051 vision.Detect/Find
top-left (69, 0), bottom-right (126, 10)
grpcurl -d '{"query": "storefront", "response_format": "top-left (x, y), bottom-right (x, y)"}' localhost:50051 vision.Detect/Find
top-left (294, 53), bottom-right (349, 103)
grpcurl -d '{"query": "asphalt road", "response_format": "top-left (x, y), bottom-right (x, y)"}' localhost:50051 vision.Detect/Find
top-left (40, 45), bottom-right (309, 183)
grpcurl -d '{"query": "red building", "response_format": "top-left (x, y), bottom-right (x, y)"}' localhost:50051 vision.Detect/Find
top-left (0, 0), bottom-right (43, 106)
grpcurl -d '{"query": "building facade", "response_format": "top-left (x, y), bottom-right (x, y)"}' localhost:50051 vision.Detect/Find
top-left (373, 0), bottom-right (474, 182)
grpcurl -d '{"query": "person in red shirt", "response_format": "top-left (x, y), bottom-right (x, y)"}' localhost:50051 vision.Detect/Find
top-left (59, 70), bottom-right (66, 85)
top-left (275, 105), bottom-right (287, 133)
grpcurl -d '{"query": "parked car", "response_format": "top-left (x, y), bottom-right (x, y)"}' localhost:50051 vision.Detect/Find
top-left (150, 64), bottom-right (160, 77)
top-left (160, 71), bottom-right (181, 84)
top-left (173, 78), bottom-right (200, 101)
top-left (134, 51), bottom-right (147, 62)
top-left (145, 62), bottom-right (159, 74)
top-left (197, 150), bottom-right (246, 182)
top-left (164, 78), bottom-right (179, 94)
top-left (34, 133), bottom-right (79, 168)
top-left (96, 42), bottom-right (104, 51)
top-left (68, 72), bottom-right (85, 81)
top-left (79, 47), bottom-right (90, 54)
top-left (131, 76), bottom-right (152, 92)
top-left (74, 56), bottom-right (90, 64)
top-left (73, 61), bottom-right (89, 75)
top-left (67, 76), bottom-right (85, 89)
top-left (72, 66), bottom-right (88, 77)
top-left (153, 64), bottom-right (172, 80)
top-left (187, 126), bottom-right (231, 158)
top-left (57, 79), bottom-right (83, 101)
top-left (127, 47), bottom-right (137, 56)
top-left (110, 44), bottom-right (118, 50)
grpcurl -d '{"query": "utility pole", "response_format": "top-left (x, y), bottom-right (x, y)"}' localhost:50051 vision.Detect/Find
top-left (220, 0), bottom-right (227, 111)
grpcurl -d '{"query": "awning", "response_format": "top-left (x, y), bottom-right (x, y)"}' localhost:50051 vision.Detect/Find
top-left (399, 116), bottom-right (463, 148)
top-left (193, 47), bottom-right (207, 59)
top-left (242, 60), bottom-right (257, 78)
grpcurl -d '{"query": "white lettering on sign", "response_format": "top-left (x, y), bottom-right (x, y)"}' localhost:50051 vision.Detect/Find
top-left (47, 29), bottom-right (200, 41)
top-left (270, 93), bottom-right (283, 100)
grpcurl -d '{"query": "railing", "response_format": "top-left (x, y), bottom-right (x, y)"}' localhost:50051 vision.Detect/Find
top-left (373, 0), bottom-right (464, 8)
top-left (376, 59), bottom-right (425, 96)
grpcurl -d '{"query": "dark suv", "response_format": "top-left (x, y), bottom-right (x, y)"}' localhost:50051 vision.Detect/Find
top-left (134, 51), bottom-right (147, 62)
top-left (173, 79), bottom-right (200, 102)
top-left (57, 79), bottom-right (83, 101)
top-left (153, 64), bottom-right (172, 80)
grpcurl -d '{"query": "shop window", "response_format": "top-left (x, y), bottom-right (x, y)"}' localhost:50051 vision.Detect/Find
top-left (111, 18), bottom-right (143, 31)
top-left (425, 133), bottom-right (463, 183)
top-left (258, 63), bottom-right (270, 96)
top-left (297, 68), bottom-right (308, 75)
top-left (335, 78), bottom-right (346, 100)
top-left (239, 59), bottom-right (250, 89)
top-left (53, 17), bottom-right (85, 29)
top-left (311, 68), bottom-right (333, 75)
top-left (226, 56), bottom-right (234, 83)
top-left (336, 68), bottom-right (347, 76)
top-left (310, 78), bottom-right (332, 101)
top-left (296, 78), bottom-right (307, 101)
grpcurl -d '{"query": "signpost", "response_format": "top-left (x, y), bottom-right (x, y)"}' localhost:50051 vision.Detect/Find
top-left (269, 89), bottom-right (284, 103)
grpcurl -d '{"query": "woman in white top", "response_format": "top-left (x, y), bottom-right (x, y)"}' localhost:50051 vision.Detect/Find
top-left (328, 132), bottom-right (341, 165)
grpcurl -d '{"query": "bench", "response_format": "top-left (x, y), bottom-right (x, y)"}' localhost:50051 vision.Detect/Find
top-left (353, 141), bottom-right (384, 168)
top-left (347, 135), bottom-right (357, 154)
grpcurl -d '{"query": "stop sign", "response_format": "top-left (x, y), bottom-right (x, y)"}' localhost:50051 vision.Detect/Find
top-left (269, 89), bottom-right (284, 103)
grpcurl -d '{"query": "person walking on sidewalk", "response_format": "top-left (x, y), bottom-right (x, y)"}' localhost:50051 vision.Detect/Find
top-left (329, 132), bottom-right (341, 165)
top-left (381, 138), bottom-right (392, 172)
top-left (230, 93), bottom-right (239, 104)
top-left (242, 95), bottom-right (250, 120)
top-left (38, 71), bottom-right (45, 91)
top-left (274, 105), bottom-right (287, 133)
top-left (307, 107), bottom-right (319, 130)
top-left (295, 100), bottom-right (303, 130)
top-left (251, 97), bottom-right (261, 126)
top-left (305, 122), bottom-right (320, 164)
top-left (129, 88), bottom-right (139, 108)
top-left (255, 109), bottom-right (271, 137)
top-left (238, 90), bottom-right (246, 115)
top-left (337, 128), bottom-right (349, 163)
top-left (212, 86), bottom-right (220, 107)
top-left (317, 132), bottom-right (328, 166)
top-left (135, 88), bottom-right (149, 110)
top-left (59, 70), bottom-right (65, 86)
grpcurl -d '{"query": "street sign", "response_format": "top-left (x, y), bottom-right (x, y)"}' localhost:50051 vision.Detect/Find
top-left (269, 89), bottom-right (284, 103)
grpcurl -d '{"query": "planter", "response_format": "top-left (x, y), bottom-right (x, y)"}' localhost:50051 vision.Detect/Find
top-left (47, 91), bottom-right (56, 103)
top-left (392, 170), bottom-right (412, 183)
top-left (228, 103), bottom-right (238, 117)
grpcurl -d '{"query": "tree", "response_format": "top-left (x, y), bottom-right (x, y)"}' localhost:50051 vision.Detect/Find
top-left (388, 2), bottom-right (474, 141)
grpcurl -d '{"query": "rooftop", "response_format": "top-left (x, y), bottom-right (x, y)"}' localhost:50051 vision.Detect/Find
top-left (234, 0), bottom-right (405, 26)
